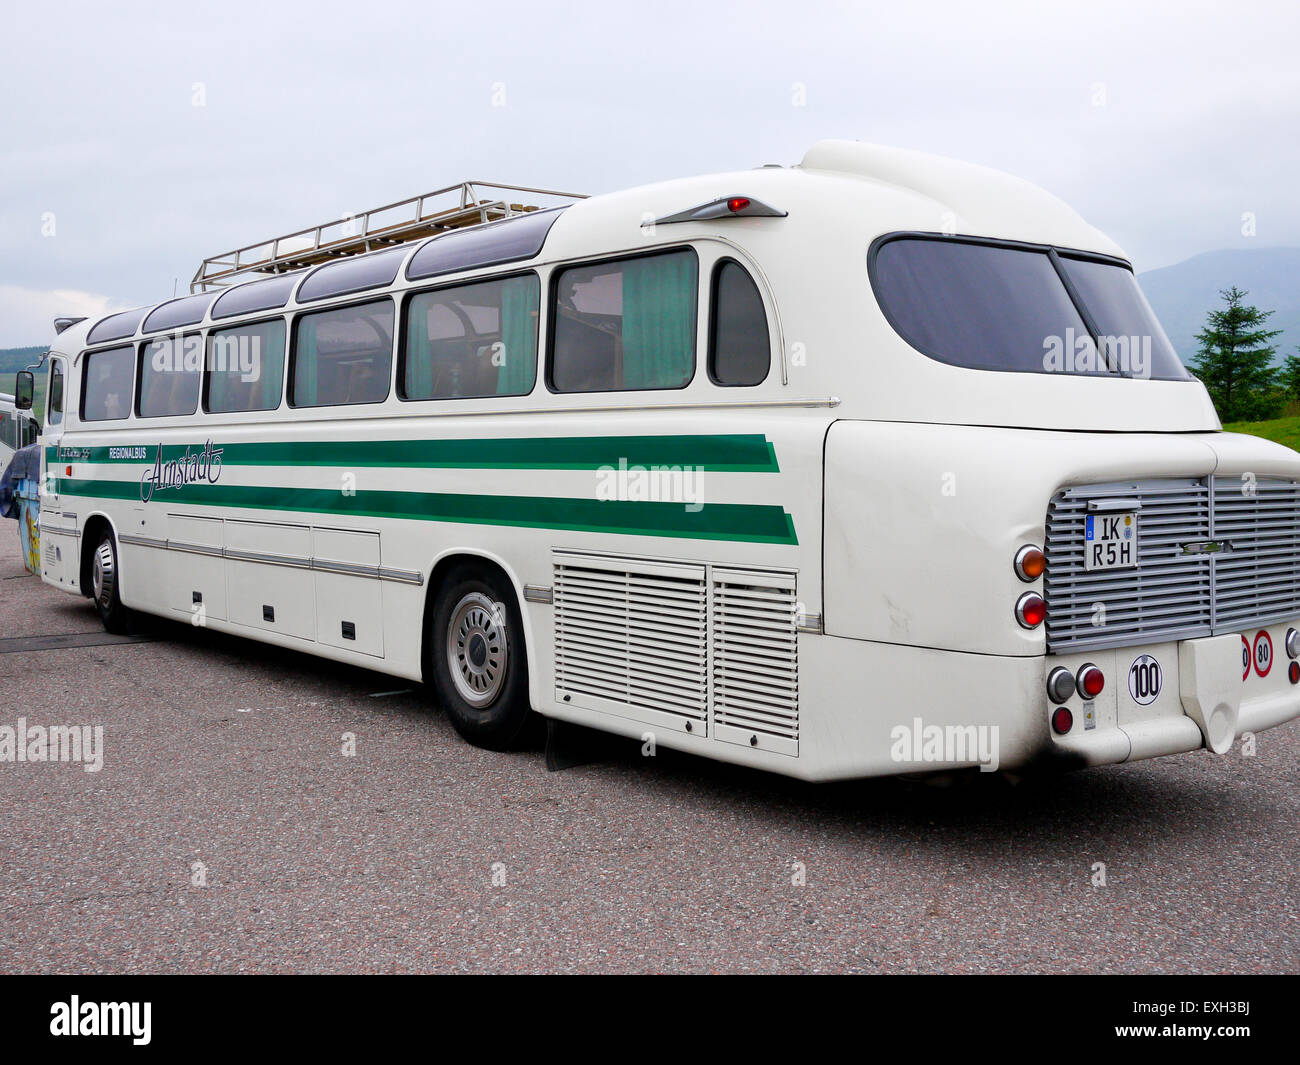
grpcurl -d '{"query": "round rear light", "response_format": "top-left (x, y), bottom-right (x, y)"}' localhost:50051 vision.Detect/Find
top-left (1077, 664), bottom-right (1105, 698)
top-left (1286, 628), bottom-right (1299, 660)
top-left (1046, 666), bottom-right (1076, 703)
top-left (1015, 592), bottom-right (1046, 629)
top-left (1051, 706), bottom-right (1073, 735)
top-left (1290, 661), bottom-right (1300, 685)
top-left (1014, 545), bottom-right (1046, 582)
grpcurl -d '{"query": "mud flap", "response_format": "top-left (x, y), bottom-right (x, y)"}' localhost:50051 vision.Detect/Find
top-left (1178, 633), bottom-right (1242, 753)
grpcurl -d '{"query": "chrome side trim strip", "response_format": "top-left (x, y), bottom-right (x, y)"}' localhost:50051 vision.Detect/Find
top-left (378, 566), bottom-right (424, 586)
top-left (169, 540), bottom-right (224, 559)
top-left (119, 534), bottom-right (167, 550)
top-left (224, 547), bottom-right (308, 569)
top-left (312, 558), bottom-right (381, 579)
top-left (69, 530), bottom-right (427, 587)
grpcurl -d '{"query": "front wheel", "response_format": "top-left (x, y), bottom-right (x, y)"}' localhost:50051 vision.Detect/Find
top-left (429, 565), bottom-right (535, 750)
top-left (91, 529), bottom-right (133, 634)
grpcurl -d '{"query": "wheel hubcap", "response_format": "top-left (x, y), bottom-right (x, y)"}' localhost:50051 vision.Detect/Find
top-left (446, 592), bottom-right (508, 708)
top-left (92, 540), bottom-right (116, 609)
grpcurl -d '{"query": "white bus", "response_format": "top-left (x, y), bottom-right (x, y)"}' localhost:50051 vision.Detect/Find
top-left (1, 390), bottom-right (40, 469)
top-left (17, 141), bottom-right (1300, 779)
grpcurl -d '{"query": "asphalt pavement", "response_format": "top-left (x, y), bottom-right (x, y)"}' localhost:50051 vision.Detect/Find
top-left (1, 529), bottom-right (1296, 973)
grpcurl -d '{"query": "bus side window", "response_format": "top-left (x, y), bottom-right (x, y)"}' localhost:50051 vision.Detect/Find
top-left (550, 249), bottom-right (697, 393)
top-left (709, 260), bottom-right (770, 387)
top-left (138, 336), bottom-right (202, 418)
top-left (0, 411), bottom-right (14, 450)
top-left (48, 360), bottom-right (64, 426)
top-left (81, 346), bottom-right (135, 422)
top-left (206, 319), bottom-right (286, 414)
top-left (291, 300), bottom-right (393, 408)
top-left (401, 274), bottom-right (538, 401)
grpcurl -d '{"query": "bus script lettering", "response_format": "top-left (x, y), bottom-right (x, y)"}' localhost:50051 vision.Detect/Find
top-left (140, 440), bottom-right (224, 502)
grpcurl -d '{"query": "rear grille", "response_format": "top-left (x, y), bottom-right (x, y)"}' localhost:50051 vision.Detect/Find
top-left (1044, 476), bottom-right (1300, 653)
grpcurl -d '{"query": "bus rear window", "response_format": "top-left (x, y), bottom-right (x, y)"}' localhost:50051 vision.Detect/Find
top-left (870, 237), bottom-right (1188, 380)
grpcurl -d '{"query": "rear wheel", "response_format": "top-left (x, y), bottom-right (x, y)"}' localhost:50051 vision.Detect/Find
top-left (91, 529), bottom-right (133, 634)
top-left (430, 564), bottom-right (534, 750)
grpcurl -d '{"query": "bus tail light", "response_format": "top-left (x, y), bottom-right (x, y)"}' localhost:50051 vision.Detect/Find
top-left (1014, 545), bottom-right (1046, 582)
top-left (1015, 592), bottom-right (1046, 629)
top-left (1077, 664), bottom-right (1105, 698)
top-left (1290, 661), bottom-right (1299, 685)
top-left (1051, 707), bottom-right (1073, 734)
top-left (1046, 666), bottom-right (1076, 703)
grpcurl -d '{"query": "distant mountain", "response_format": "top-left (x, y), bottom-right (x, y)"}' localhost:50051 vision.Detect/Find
top-left (1139, 248), bottom-right (1300, 367)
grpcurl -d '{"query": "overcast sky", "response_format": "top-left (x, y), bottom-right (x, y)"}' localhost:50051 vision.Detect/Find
top-left (1, 0), bottom-right (1297, 345)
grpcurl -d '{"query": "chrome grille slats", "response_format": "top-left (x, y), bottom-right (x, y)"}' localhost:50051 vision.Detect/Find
top-left (1046, 479), bottom-right (1210, 652)
top-left (1212, 478), bottom-right (1300, 630)
top-left (1045, 476), bottom-right (1300, 653)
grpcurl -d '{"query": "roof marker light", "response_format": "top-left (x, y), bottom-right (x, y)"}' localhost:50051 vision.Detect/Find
top-left (648, 195), bottom-right (788, 226)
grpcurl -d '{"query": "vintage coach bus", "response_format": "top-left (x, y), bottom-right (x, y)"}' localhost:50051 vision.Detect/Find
top-left (16, 141), bottom-right (1300, 779)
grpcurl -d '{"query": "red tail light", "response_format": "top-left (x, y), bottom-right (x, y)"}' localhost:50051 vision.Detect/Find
top-left (1077, 664), bottom-right (1105, 698)
top-left (726, 197), bottom-right (751, 214)
top-left (1051, 707), bottom-right (1073, 734)
top-left (1015, 592), bottom-right (1046, 629)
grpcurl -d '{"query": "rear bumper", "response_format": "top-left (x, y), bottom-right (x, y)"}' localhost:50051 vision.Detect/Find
top-left (796, 622), bottom-right (1300, 781)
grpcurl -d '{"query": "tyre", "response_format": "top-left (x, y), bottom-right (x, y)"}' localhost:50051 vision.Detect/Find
top-left (429, 564), bottom-right (534, 750)
top-left (90, 528), bottom-right (133, 635)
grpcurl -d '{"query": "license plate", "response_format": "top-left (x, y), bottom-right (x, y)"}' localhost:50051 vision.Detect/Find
top-left (1084, 512), bottom-right (1138, 570)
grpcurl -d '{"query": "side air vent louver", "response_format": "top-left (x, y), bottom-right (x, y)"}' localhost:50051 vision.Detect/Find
top-left (554, 552), bottom-right (708, 734)
top-left (552, 552), bottom-right (799, 754)
top-left (711, 568), bottom-right (799, 756)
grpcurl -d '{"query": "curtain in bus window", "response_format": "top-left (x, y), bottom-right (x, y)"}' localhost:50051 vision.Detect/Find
top-left (406, 301), bottom-right (434, 398)
top-left (296, 316), bottom-right (319, 405)
top-left (256, 320), bottom-right (286, 409)
top-left (208, 355), bottom-right (232, 412)
top-left (621, 253), bottom-right (696, 389)
top-left (497, 275), bottom-right (537, 395)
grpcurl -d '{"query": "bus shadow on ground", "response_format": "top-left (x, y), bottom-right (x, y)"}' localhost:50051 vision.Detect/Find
top-left (126, 609), bottom-right (1247, 851)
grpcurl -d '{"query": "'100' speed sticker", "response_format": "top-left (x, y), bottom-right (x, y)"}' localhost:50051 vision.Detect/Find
top-left (1128, 654), bottom-right (1162, 705)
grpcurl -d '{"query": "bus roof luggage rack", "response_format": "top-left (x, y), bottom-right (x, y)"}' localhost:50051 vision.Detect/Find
top-left (191, 181), bottom-right (588, 293)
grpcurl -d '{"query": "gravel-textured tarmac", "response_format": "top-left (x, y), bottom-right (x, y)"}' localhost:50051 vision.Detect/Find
top-left (1, 532), bottom-right (1296, 974)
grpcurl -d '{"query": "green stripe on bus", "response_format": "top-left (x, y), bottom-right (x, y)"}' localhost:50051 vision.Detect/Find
top-left (52, 478), bottom-right (798, 546)
top-left (48, 434), bottom-right (780, 472)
